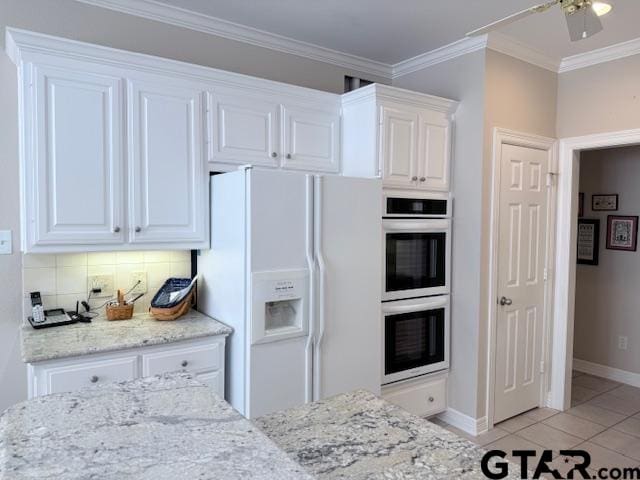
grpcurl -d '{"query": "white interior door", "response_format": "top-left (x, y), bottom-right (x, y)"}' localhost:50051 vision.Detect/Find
top-left (494, 143), bottom-right (549, 423)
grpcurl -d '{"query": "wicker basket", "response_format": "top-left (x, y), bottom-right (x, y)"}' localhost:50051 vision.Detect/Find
top-left (149, 291), bottom-right (194, 321)
top-left (105, 290), bottom-right (134, 321)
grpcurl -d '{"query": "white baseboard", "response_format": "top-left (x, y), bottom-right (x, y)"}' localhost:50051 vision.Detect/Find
top-left (437, 408), bottom-right (488, 436)
top-left (573, 358), bottom-right (640, 388)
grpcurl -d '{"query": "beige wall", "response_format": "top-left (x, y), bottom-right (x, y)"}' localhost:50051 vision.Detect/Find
top-left (557, 55), bottom-right (640, 138)
top-left (394, 49), bottom-right (558, 420)
top-left (394, 50), bottom-right (487, 418)
top-left (0, 0), bottom-right (387, 412)
top-left (575, 146), bottom-right (640, 374)
top-left (479, 50), bottom-right (558, 416)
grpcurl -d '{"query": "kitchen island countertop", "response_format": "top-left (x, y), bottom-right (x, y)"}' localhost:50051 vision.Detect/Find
top-left (256, 389), bottom-right (521, 479)
top-left (0, 373), bottom-right (312, 480)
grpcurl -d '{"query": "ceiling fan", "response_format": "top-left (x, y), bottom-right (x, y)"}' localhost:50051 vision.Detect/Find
top-left (467, 0), bottom-right (612, 41)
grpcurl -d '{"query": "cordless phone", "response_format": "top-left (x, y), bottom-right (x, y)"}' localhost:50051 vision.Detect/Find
top-left (30, 291), bottom-right (45, 324)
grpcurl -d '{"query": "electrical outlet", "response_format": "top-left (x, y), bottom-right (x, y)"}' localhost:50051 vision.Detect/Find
top-left (130, 271), bottom-right (148, 294)
top-left (88, 274), bottom-right (115, 298)
top-left (618, 336), bottom-right (628, 351)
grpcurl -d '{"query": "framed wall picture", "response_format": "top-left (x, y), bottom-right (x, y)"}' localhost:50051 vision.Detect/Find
top-left (592, 194), bottom-right (618, 211)
top-left (606, 215), bottom-right (638, 251)
top-left (577, 218), bottom-right (600, 265)
top-left (578, 192), bottom-right (584, 217)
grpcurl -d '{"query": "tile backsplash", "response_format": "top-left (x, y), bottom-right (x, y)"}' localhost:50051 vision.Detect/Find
top-left (22, 251), bottom-right (192, 318)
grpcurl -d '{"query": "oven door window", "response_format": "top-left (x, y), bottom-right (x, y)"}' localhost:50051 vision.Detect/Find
top-left (385, 308), bottom-right (445, 375)
top-left (386, 232), bottom-right (446, 292)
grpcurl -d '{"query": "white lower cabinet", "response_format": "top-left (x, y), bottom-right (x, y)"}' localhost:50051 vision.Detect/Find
top-left (28, 336), bottom-right (226, 399)
top-left (382, 373), bottom-right (447, 417)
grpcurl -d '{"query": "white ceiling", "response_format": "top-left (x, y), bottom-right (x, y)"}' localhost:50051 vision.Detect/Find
top-left (153, 0), bottom-right (640, 65)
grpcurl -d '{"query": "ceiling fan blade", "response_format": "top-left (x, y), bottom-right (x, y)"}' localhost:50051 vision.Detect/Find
top-left (466, 0), bottom-right (561, 37)
top-left (565, 5), bottom-right (603, 41)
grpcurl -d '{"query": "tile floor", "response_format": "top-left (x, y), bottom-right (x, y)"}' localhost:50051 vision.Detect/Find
top-left (431, 371), bottom-right (640, 476)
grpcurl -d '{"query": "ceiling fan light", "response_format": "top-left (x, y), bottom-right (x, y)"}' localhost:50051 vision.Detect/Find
top-left (592, 2), bottom-right (612, 16)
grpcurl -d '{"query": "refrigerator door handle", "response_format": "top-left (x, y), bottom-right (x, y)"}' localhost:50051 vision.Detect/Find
top-left (304, 175), bottom-right (315, 404)
top-left (313, 175), bottom-right (327, 401)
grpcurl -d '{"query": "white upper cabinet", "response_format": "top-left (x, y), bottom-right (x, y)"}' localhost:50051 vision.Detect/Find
top-left (127, 78), bottom-right (208, 246)
top-left (207, 87), bottom-right (341, 173)
top-left (210, 91), bottom-right (280, 167)
top-left (417, 112), bottom-right (451, 191)
top-left (25, 64), bottom-right (124, 251)
top-left (282, 105), bottom-right (340, 173)
top-left (380, 106), bottom-right (418, 189)
top-left (342, 84), bottom-right (457, 192)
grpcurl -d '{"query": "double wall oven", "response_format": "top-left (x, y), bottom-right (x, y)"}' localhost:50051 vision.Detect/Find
top-left (382, 191), bottom-right (451, 385)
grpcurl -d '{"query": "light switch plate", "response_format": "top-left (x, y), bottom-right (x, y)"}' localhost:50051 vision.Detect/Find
top-left (0, 230), bottom-right (12, 255)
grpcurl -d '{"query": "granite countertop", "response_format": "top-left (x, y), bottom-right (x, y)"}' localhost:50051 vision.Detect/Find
top-left (21, 310), bottom-right (232, 363)
top-left (0, 373), bottom-right (313, 480)
top-left (257, 390), bottom-right (521, 480)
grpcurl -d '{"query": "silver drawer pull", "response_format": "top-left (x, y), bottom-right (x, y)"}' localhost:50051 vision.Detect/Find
top-left (411, 176), bottom-right (418, 181)
top-left (113, 226), bottom-right (120, 233)
top-left (90, 375), bottom-right (99, 383)
top-left (419, 177), bottom-right (426, 182)
top-left (181, 360), bottom-right (189, 368)
top-left (271, 152), bottom-right (277, 158)
top-left (428, 396), bottom-right (434, 403)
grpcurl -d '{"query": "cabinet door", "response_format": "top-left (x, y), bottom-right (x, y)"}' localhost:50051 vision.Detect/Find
top-left (380, 106), bottom-right (418, 189)
top-left (417, 113), bottom-right (451, 191)
top-left (210, 91), bottom-right (280, 167)
top-left (128, 79), bottom-right (207, 246)
top-left (282, 105), bottom-right (340, 173)
top-left (28, 65), bottom-right (124, 249)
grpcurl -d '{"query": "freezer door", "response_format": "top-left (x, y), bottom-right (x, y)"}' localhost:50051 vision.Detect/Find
top-left (313, 175), bottom-right (383, 400)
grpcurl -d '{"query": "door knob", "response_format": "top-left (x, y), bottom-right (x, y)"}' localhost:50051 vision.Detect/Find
top-left (135, 226), bottom-right (142, 233)
top-left (271, 152), bottom-right (277, 158)
top-left (286, 153), bottom-right (292, 159)
top-left (113, 226), bottom-right (121, 233)
top-left (419, 177), bottom-right (426, 182)
top-left (499, 296), bottom-right (513, 306)
top-left (90, 375), bottom-right (99, 383)
top-left (411, 176), bottom-right (418, 181)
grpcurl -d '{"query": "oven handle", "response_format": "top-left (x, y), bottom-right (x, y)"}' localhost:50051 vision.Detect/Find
top-left (382, 219), bottom-right (450, 232)
top-left (382, 299), bottom-right (448, 314)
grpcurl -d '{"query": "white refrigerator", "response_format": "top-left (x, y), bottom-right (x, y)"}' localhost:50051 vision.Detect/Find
top-left (197, 167), bottom-right (382, 418)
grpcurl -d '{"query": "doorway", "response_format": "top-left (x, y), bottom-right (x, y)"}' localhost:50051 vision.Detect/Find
top-left (551, 129), bottom-right (640, 412)
top-left (488, 129), bottom-right (556, 426)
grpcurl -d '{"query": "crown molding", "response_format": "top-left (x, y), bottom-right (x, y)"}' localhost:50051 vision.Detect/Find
top-left (74, 0), bottom-right (392, 79)
top-left (559, 36), bottom-right (640, 73)
top-left (391, 36), bottom-right (488, 79)
top-left (486, 32), bottom-right (560, 72)
top-left (5, 28), bottom-right (342, 104)
top-left (71, 0), bottom-right (640, 80)
top-left (342, 83), bottom-right (458, 114)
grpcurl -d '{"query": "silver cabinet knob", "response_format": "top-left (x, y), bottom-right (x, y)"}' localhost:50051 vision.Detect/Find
top-left (499, 296), bottom-right (513, 306)
top-left (419, 177), bottom-right (426, 182)
top-left (428, 396), bottom-right (434, 403)
top-left (271, 152), bottom-right (277, 158)
top-left (181, 360), bottom-right (188, 368)
top-left (286, 153), bottom-right (292, 159)
top-left (135, 226), bottom-right (141, 233)
top-left (411, 176), bottom-right (418, 181)
top-left (113, 226), bottom-right (121, 233)
top-left (90, 375), bottom-right (99, 383)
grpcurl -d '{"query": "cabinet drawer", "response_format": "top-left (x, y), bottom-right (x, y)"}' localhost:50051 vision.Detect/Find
top-left (142, 341), bottom-right (223, 376)
top-left (44, 356), bottom-right (138, 395)
top-left (383, 376), bottom-right (446, 417)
